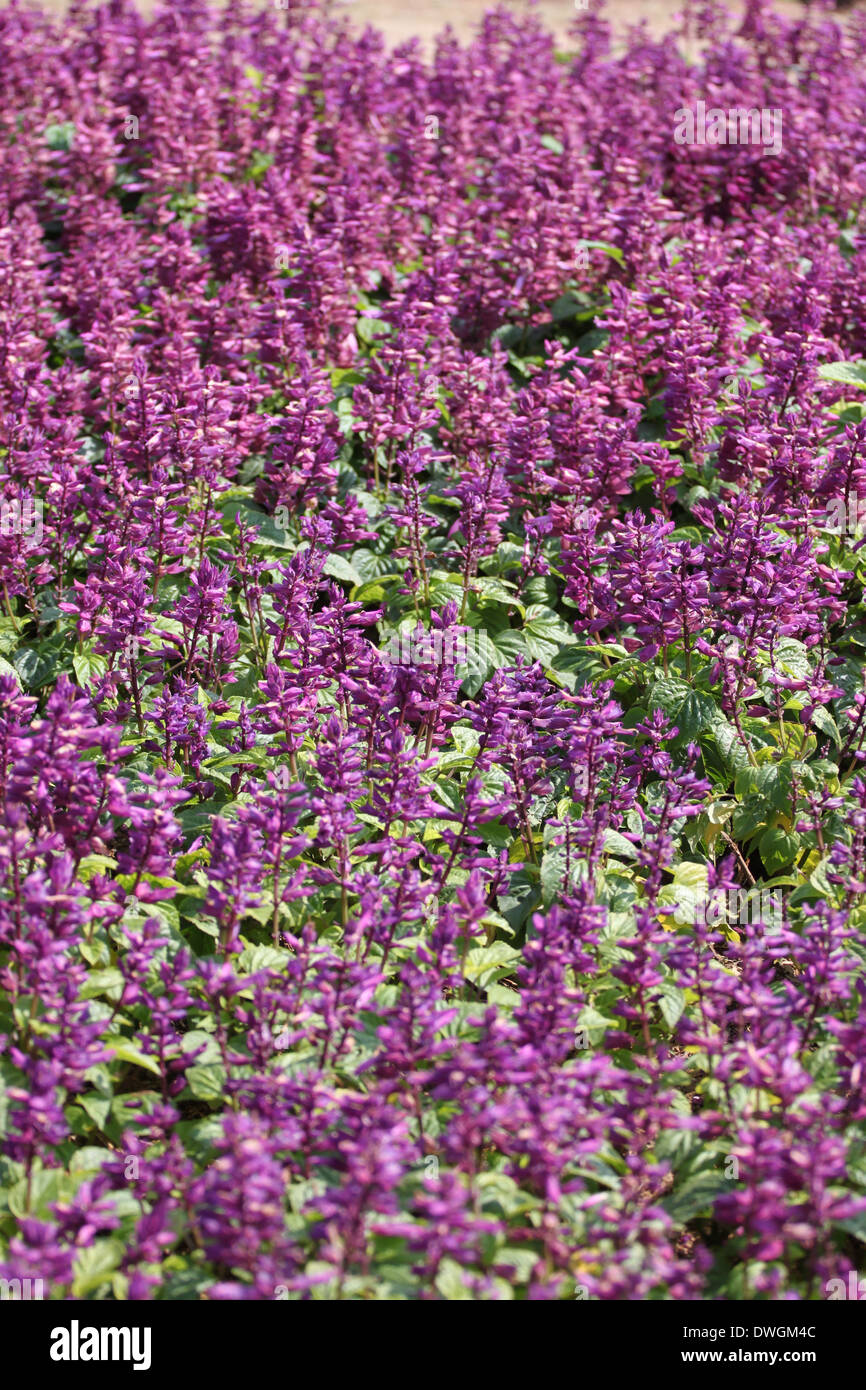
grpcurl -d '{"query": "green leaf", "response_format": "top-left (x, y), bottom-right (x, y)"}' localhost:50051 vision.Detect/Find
top-left (323, 553), bottom-right (362, 586)
top-left (14, 644), bottom-right (60, 690)
top-left (187, 1063), bottom-right (228, 1100)
top-left (180, 1030), bottom-right (222, 1065)
top-left (435, 1257), bottom-right (474, 1300)
top-left (810, 706), bottom-right (841, 746)
top-left (0, 617), bottom-right (22, 655)
top-left (356, 316), bottom-right (391, 344)
top-left (663, 1171), bottom-right (728, 1223)
top-left (8, 1167), bottom-right (77, 1219)
top-left (77, 853), bottom-right (118, 881)
top-left (245, 151), bottom-right (274, 183)
top-left (202, 746), bottom-right (272, 770)
top-left (548, 643), bottom-right (607, 691)
top-left (497, 869), bottom-right (541, 932)
top-left (580, 239), bottom-right (626, 267)
top-left (758, 826), bottom-right (800, 875)
top-left (770, 637), bottom-right (812, 682)
top-left (817, 361), bottom-right (866, 389)
top-left (649, 679), bottom-right (718, 740)
top-left (238, 944), bottom-right (290, 974)
top-left (550, 291), bottom-right (584, 322)
top-left (450, 725), bottom-right (480, 755)
top-left (754, 759), bottom-right (795, 812)
top-left (248, 513), bottom-right (294, 550)
top-left (539, 133), bottom-right (564, 155)
top-left (161, 1265), bottom-right (219, 1300)
top-left (522, 605), bottom-right (574, 664)
top-left (351, 548), bottom-right (402, 582)
top-left (672, 862), bottom-right (708, 892)
top-left (72, 1238), bottom-right (125, 1297)
top-left (835, 1213), bottom-right (866, 1244)
top-left (489, 628), bottom-right (529, 665)
top-left (677, 691), bottom-right (720, 740)
top-left (331, 368), bottom-right (365, 388)
top-left (472, 575), bottom-right (522, 610)
top-left (540, 847), bottom-right (567, 905)
top-left (457, 627), bottom-right (527, 696)
top-left (44, 121), bottom-right (76, 151)
top-left (602, 829), bottom-right (638, 861)
top-left (78, 1092), bottom-right (112, 1130)
top-left (462, 942), bottom-right (521, 989)
top-left (80, 968), bottom-right (125, 1002)
top-left (69, 1146), bottom-right (113, 1173)
top-left (655, 980), bottom-right (686, 1030)
top-left (105, 1037), bottom-right (162, 1077)
top-left (706, 714), bottom-right (752, 776)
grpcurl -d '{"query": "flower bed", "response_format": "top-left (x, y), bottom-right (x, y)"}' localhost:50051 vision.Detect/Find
top-left (2, 0), bottom-right (866, 1300)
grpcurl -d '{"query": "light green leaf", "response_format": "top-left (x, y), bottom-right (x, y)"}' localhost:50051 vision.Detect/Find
top-left (105, 1037), bottom-right (162, 1077)
top-left (324, 553), bottom-right (362, 586)
top-left (187, 1063), bottom-right (228, 1100)
top-left (72, 1239), bottom-right (125, 1297)
top-left (818, 361), bottom-right (866, 389)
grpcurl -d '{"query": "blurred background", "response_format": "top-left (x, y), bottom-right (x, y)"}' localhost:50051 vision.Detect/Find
top-left (32, 0), bottom-right (846, 45)
top-left (322, 0), bottom-right (810, 46)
